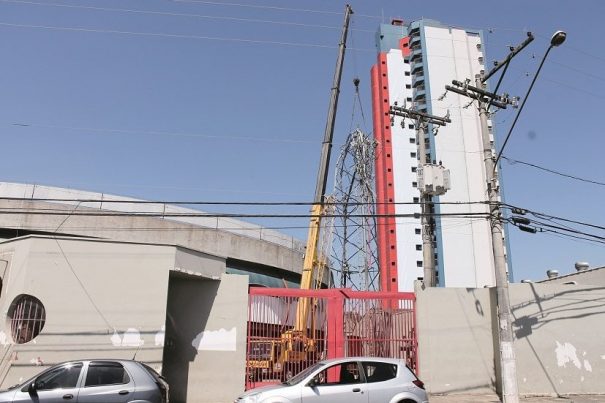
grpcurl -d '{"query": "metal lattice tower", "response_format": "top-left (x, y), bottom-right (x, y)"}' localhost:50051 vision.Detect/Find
top-left (330, 128), bottom-right (380, 291)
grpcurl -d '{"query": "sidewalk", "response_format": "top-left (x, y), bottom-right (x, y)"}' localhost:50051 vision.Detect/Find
top-left (428, 394), bottom-right (605, 402)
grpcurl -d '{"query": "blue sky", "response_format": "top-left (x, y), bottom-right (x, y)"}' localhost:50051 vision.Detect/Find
top-left (1, 0), bottom-right (604, 282)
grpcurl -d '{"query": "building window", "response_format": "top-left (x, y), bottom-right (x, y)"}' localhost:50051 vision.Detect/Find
top-left (406, 84), bottom-right (411, 89)
top-left (404, 59), bottom-right (410, 64)
top-left (415, 228), bottom-right (421, 235)
top-left (406, 97), bottom-right (412, 102)
top-left (412, 181), bottom-right (417, 187)
top-left (409, 138), bottom-right (415, 144)
top-left (416, 245), bottom-right (422, 251)
top-left (410, 152), bottom-right (417, 158)
top-left (416, 261), bottom-right (423, 267)
top-left (411, 167), bottom-right (417, 173)
top-left (9, 294), bottom-right (46, 344)
top-left (413, 197), bottom-right (420, 203)
top-left (405, 71), bottom-right (410, 76)
top-left (408, 124), bottom-right (415, 129)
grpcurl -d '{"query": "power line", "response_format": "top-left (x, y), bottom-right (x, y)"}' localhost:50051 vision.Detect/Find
top-left (503, 203), bottom-right (605, 231)
top-left (501, 156), bottom-right (605, 187)
top-left (9, 123), bottom-right (318, 144)
top-left (170, 0), bottom-right (382, 19)
top-left (0, 0), bottom-right (375, 33)
top-left (0, 196), bottom-right (493, 207)
top-left (549, 60), bottom-right (605, 83)
top-left (542, 77), bottom-right (605, 100)
top-left (0, 217), bottom-right (488, 233)
top-left (0, 208), bottom-right (492, 219)
top-left (0, 21), bottom-right (375, 51)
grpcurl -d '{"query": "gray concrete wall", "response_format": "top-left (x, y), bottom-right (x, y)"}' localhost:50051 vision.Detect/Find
top-left (0, 183), bottom-right (304, 276)
top-left (510, 283), bottom-right (605, 395)
top-left (163, 273), bottom-right (248, 403)
top-left (0, 236), bottom-right (172, 387)
top-left (537, 267), bottom-right (605, 287)
top-left (416, 281), bottom-right (605, 396)
top-left (415, 285), bottom-right (497, 394)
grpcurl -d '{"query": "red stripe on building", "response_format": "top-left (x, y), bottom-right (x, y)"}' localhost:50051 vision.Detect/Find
top-left (371, 53), bottom-right (399, 294)
top-left (399, 37), bottom-right (411, 57)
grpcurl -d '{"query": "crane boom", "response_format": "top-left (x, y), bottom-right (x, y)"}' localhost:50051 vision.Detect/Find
top-left (247, 6), bottom-right (354, 382)
top-left (296, 3), bottom-right (353, 331)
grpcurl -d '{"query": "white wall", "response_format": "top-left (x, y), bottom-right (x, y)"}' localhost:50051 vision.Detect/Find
top-left (423, 25), bottom-right (496, 287)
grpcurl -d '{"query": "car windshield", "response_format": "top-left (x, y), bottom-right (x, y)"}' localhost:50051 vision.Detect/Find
top-left (284, 362), bottom-right (326, 386)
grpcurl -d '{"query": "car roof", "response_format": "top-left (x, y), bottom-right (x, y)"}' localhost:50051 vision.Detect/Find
top-left (51, 359), bottom-right (142, 366)
top-left (317, 356), bottom-right (405, 366)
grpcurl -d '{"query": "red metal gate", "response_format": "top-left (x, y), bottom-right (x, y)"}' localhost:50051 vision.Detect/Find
top-left (245, 288), bottom-right (416, 390)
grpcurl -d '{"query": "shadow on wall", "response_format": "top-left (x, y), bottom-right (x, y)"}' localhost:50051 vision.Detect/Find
top-left (461, 288), bottom-right (497, 393)
top-left (162, 274), bottom-right (219, 403)
top-left (511, 284), bottom-right (605, 339)
top-left (510, 283), bottom-right (605, 396)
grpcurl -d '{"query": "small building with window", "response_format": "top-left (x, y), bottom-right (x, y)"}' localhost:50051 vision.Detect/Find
top-left (0, 182), bottom-right (306, 403)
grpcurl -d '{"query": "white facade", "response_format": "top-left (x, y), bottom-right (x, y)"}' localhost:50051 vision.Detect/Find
top-left (374, 20), bottom-right (507, 289)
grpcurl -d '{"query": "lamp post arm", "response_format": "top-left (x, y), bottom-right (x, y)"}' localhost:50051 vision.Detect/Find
top-left (493, 44), bottom-right (554, 171)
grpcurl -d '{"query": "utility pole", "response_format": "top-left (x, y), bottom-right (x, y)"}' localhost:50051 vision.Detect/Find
top-left (444, 33), bottom-right (534, 403)
top-left (389, 104), bottom-right (450, 287)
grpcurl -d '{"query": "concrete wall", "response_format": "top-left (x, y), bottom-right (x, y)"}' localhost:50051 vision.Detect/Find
top-left (0, 182), bottom-right (304, 276)
top-left (416, 285), bottom-right (497, 394)
top-left (0, 235), bottom-right (249, 402)
top-left (163, 273), bottom-right (248, 403)
top-left (0, 236), bottom-right (172, 387)
top-left (416, 281), bottom-right (605, 396)
top-left (511, 282), bottom-right (605, 395)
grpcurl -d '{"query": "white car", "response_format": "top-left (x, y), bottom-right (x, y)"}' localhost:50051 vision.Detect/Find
top-left (236, 357), bottom-right (428, 403)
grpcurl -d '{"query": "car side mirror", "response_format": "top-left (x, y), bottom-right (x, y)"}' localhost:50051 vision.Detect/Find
top-left (306, 379), bottom-right (317, 388)
top-left (28, 382), bottom-right (37, 395)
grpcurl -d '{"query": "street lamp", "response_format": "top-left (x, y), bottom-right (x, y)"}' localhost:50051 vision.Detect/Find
top-left (550, 30), bottom-right (567, 47)
top-left (493, 30), bottom-right (567, 168)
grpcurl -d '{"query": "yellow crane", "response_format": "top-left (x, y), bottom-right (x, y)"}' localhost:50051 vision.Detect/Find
top-left (246, 5), bottom-right (353, 383)
top-left (275, 3), bottom-right (353, 378)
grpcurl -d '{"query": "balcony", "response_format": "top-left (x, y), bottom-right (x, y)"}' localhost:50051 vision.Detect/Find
top-left (411, 61), bottom-right (424, 75)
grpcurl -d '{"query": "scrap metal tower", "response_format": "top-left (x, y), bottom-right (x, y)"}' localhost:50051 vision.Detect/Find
top-left (330, 128), bottom-right (380, 291)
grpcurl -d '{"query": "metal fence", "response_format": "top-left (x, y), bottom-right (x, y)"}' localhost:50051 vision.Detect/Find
top-left (246, 288), bottom-right (416, 390)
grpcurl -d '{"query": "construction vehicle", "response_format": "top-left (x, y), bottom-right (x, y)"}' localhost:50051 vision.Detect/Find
top-left (247, 4), bottom-right (353, 382)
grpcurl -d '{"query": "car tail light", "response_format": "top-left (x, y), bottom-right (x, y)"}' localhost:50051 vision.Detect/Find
top-left (412, 379), bottom-right (425, 390)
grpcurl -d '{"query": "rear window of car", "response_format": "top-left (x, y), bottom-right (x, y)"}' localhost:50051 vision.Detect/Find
top-left (362, 362), bottom-right (397, 383)
top-left (85, 362), bottom-right (130, 387)
top-left (140, 363), bottom-right (164, 382)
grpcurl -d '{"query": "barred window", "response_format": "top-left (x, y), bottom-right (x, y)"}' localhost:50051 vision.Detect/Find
top-left (9, 295), bottom-right (46, 344)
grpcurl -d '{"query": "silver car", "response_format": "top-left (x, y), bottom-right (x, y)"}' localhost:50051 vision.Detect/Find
top-left (0, 359), bottom-right (169, 403)
top-left (236, 357), bottom-right (428, 403)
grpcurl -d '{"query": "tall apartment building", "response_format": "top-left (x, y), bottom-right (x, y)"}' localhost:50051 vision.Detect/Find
top-left (371, 19), bottom-right (509, 291)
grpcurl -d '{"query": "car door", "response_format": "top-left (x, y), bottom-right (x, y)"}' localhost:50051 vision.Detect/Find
top-left (361, 361), bottom-right (401, 402)
top-left (301, 361), bottom-right (367, 403)
top-left (76, 361), bottom-right (134, 403)
top-left (11, 362), bottom-right (83, 403)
